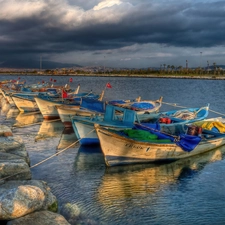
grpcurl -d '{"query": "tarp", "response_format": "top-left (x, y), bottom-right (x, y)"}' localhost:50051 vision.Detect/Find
top-left (131, 102), bottom-right (154, 110)
top-left (80, 97), bottom-right (105, 113)
top-left (123, 129), bottom-right (172, 143)
top-left (134, 123), bottom-right (201, 152)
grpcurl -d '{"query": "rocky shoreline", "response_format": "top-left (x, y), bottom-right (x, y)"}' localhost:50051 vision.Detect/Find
top-left (0, 125), bottom-right (81, 225)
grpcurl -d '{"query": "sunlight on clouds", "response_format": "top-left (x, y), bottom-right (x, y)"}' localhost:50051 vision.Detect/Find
top-left (0, 0), bottom-right (46, 20)
top-left (0, 0), bottom-right (128, 29)
top-left (93, 0), bottom-right (122, 10)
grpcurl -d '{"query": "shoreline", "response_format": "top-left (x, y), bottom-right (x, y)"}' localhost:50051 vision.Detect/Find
top-left (1, 73), bottom-right (225, 80)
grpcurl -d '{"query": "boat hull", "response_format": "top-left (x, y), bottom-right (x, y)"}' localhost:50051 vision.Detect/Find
top-left (34, 97), bottom-right (62, 119)
top-left (72, 120), bottom-right (99, 145)
top-left (56, 105), bottom-right (92, 128)
top-left (95, 125), bottom-right (225, 166)
top-left (12, 96), bottom-right (39, 112)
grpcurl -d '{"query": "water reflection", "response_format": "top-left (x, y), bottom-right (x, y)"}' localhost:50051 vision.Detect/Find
top-left (74, 145), bottom-right (105, 171)
top-left (13, 112), bottom-right (43, 127)
top-left (6, 107), bottom-right (20, 119)
top-left (0, 98), bottom-right (11, 115)
top-left (57, 127), bottom-right (78, 150)
top-left (96, 145), bottom-right (225, 208)
top-left (35, 120), bottom-right (65, 141)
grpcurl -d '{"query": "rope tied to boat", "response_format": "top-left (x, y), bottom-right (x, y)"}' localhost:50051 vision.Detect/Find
top-left (0, 128), bottom-right (95, 182)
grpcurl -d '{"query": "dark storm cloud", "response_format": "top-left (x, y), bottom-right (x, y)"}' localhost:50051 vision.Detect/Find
top-left (0, 0), bottom-right (224, 68)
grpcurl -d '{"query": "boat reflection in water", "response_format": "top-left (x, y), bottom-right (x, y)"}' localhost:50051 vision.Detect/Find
top-left (96, 145), bottom-right (225, 208)
top-left (14, 112), bottom-right (44, 127)
top-left (35, 119), bottom-right (65, 141)
top-left (74, 145), bottom-right (105, 171)
top-left (6, 107), bottom-right (20, 119)
top-left (57, 127), bottom-right (78, 150)
top-left (0, 97), bottom-right (11, 115)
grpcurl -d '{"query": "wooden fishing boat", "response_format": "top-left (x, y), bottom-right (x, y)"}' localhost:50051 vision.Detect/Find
top-left (71, 104), bottom-right (209, 145)
top-left (56, 97), bottom-right (106, 127)
top-left (35, 91), bottom-right (103, 120)
top-left (71, 104), bottom-right (137, 145)
top-left (12, 95), bottom-right (40, 112)
top-left (108, 96), bottom-right (163, 114)
top-left (137, 104), bottom-right (210, 134)
top-left (95, 122), bottom-right (225, 167)
top-left (56, 96), bottom-right (143, 128)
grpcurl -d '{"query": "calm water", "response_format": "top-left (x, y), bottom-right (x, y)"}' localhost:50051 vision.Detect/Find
top-left (1, 75), bottom-right (225, 225)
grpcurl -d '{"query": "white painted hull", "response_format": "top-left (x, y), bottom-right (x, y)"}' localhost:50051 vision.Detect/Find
top-left (56, 105), bottom-right (92, 127)
top-left (34, 97), bottom-right (62, 119)
top-left (5, 95), bottom-right (15, 106)
top-left (12, 96), bottom-right (39, 112)
top-left (95, 125), bottom-right (225, 166)
top-left (72, 120), bottom-right (99, 145)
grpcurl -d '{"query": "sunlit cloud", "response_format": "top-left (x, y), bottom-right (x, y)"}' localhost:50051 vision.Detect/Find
top-left (93, 0), bottom-right (122, 10)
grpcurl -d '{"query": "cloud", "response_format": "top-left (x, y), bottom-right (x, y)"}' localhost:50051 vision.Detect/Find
top-left (93, 0), bottom-right (122, 10)
top-left (0, 0), bottom-right (225, 68)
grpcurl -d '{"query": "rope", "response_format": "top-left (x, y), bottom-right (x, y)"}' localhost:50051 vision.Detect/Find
top-left (209, 109), bottom-right (225, 117)
top-left (12, 119), bottom-right (61, 128)
top-left (162, 101), bottom-right (187, 109)
top-left (162, 101), bottom-right (225, 117)
top-left (0, 129), bottom-right (95, 182)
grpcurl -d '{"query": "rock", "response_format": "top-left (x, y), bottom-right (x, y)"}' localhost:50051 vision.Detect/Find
top-left (0, 152), bottom-right (31, 181)
top-left (60, 203), bottom-right (81, 224)
top-left (0, 136), bottom-right (30, 165)
top-left (0, 125), bottom-right (13, 137)
top-left (6, 210), bottom-right (70, 225)
top-left (0, 180), bottom-right (58, 220)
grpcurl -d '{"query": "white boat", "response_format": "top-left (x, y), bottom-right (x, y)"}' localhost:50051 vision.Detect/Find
top-left (108, 96), bottom-right (163, 115)
top-left (35, 90), bottom-right (104, 120)
top-left (12, 95), bottom-right (39, 112)
top-left (34, 96), bottom-right (65, 119)
top-left (95, 120), bottom-right (225, 167)
top-left (56, 97), bottom-right (106, 127)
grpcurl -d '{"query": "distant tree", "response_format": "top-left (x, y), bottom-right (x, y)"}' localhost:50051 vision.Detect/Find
top-left (163, 64), bottom-right (166, 73)
top-left (213, 62), bottom-right (216, 75)
top-left (177, 66), bottom-right (183, 74)
top-left (171, 65), bottom-right (175, 74)
top-left (167, 65), bottom-right (171, 74)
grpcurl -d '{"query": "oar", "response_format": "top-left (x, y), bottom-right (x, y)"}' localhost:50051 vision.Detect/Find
top-left (134, 123), bottom-right (201, 152)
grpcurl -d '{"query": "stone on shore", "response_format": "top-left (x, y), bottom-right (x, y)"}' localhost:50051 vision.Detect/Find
top-left (6, 210), bottom-right (70, 225)
top-left (0, 180), bottom-right (58, 220)
top-left (0, 136), bottom-right (30, 165)
top-left (0, 152), bottom-right (31, 181)
top-left (0, 125), bottom-right (13, 137)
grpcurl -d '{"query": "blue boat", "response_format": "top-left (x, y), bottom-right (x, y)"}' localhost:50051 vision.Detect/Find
top-left (71, 104), bottom-right (209, 145)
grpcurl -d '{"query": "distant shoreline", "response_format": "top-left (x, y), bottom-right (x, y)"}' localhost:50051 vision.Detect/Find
top-left (1, 73), bottom-right (225, 80)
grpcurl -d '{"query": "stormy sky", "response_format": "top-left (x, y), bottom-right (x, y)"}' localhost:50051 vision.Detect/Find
top-left (0, 0), bottom-right (225, 69)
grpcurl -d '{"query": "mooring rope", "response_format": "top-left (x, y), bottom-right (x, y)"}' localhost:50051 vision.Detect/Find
top-left (162, 101), bottom-right (225, 117)
top-left (208, 109), bottom-right (225, 117)
top-left (162, 101), bottom-right (188, 109)
top-left (12, 118), bottom-right (61, 128)
top-left (0, 128), bottom-right (95, 182)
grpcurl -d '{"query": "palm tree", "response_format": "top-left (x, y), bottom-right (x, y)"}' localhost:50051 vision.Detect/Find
top-left (167, 65), bottom-right (171, 74)
top-left (163, 64), bottom-right (166, 73)
top-left (171, 65), bottom-right (175, 74)
top-left (213, 62), bottom-right (216, 75)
